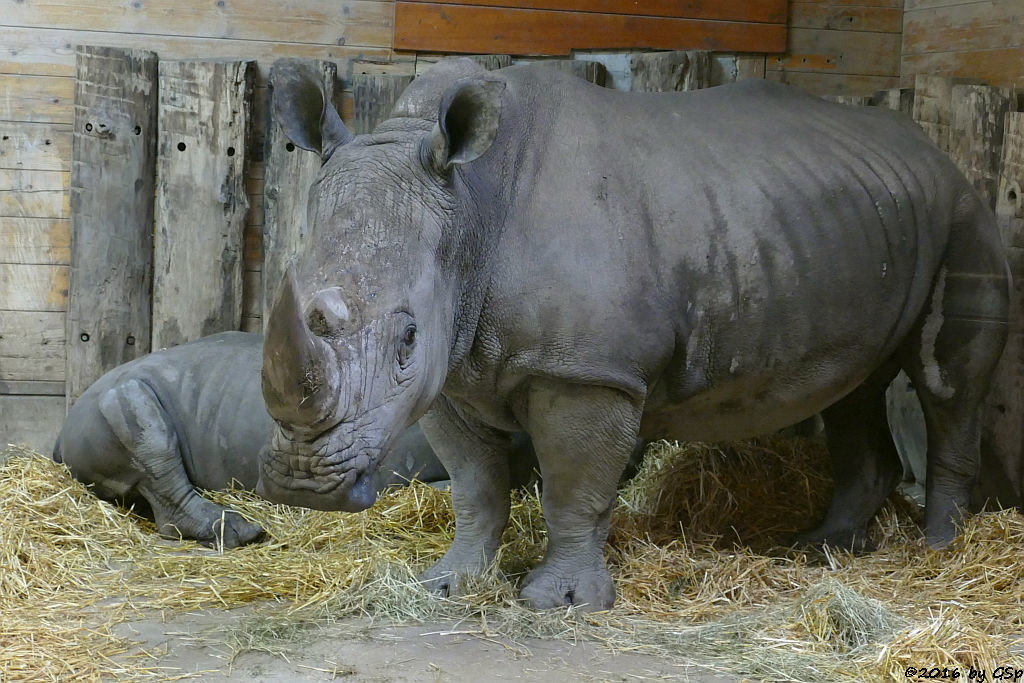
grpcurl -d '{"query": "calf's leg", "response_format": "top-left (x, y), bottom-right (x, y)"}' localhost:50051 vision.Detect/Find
top-left (99, 379), bottom-right (263, 548)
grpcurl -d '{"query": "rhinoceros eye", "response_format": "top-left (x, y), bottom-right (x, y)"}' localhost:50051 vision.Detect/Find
top-left (402, 324), bottom-right (417, 347)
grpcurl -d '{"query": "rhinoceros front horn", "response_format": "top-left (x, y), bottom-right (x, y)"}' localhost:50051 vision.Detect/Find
top-left (262, 266), bottom-right (341, 426)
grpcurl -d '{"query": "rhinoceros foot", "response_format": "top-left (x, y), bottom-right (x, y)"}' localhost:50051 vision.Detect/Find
top-left (417, 547), bottom-right (497, 598)
top-left (519, 551), bottom-right (615, 611)
top-left (155, 499), bottom-right (265, 549)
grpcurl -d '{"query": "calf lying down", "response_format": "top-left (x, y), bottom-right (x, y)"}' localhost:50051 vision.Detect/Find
top-left (53, 332), bottom-right (468, 547)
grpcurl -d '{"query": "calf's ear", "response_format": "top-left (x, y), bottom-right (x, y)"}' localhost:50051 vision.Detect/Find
top-left (270, 59), bottom-right (352, 161)
top-left (424, 77), bottom-right (506, 173)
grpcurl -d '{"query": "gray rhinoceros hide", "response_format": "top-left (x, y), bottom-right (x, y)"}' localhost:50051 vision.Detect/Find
top-left (257, 58), bottom-right (1009, 609)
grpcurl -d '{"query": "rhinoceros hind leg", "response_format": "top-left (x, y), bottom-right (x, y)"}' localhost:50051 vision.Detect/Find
top-left (98, 379), bottom-right (264, 549)
top-left (516, 378), bottom-right (641, 611)
top-left (896, 200), bottom-right (1009, 548)
top-left (415, 395), bottom-right (514, 597)
top-left (795, 366), bottom-right (903, 553)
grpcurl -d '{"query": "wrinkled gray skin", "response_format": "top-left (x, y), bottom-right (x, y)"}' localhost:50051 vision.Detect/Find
top-left (54, 332), bottom-right (461, 547)
top-left (257, 58), bottom-right (1009, 609)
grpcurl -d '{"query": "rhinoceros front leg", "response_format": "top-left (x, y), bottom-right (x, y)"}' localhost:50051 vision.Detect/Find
top-left (517, 378), bottom-right (641, 611)
top-left (98, 379), bottom-right (264, 548)
top-left (416, 395), bottom-right (513, 596)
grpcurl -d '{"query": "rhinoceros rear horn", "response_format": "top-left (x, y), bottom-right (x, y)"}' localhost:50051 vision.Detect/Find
top-left (262, 265), bottom-right (341, 426)
top-left (270, 59), bottom-right (352, 161)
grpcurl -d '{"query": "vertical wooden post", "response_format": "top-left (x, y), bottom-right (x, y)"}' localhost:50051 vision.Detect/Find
top-left (871, 87), bottom-right (915, 117)
top-left (351, 74), bottom-right (416, 135)
top-left (262, 59), bottom-right (338, 323)
top-left (66, 46), bottom-right (157, 409)
top-left (981, 112), bottom-right (1024, 507)
top-left (950, 84), bottom-right (1016, 209)
top-left (913, 75), bottom-right (955, 154)
top-left (630, 51), bottom-right (713, 92)
top-left (152, 60), bottom-right (255, 350)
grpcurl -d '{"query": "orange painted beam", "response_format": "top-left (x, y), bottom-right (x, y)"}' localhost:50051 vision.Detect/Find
top-left (395, 2), bottom-right (789, 56)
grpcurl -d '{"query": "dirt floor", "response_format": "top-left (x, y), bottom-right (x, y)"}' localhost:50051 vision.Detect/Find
top-left (116, 608), bottom-right (745, 682)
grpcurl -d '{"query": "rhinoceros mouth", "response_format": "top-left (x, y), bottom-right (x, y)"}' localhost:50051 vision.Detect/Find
top-left (256, 445), bottom-right (380, 512)
top-left (256, 466), bottom-right (377, 512)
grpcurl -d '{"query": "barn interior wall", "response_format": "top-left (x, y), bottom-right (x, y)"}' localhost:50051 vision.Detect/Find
top-left (0, 0), bottom-right (912, 452)
top-left (901, 0), bottom-right (1024, 90)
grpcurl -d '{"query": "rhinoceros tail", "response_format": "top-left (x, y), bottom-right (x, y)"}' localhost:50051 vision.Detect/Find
top-left (52, 433), bottom-right (63, 463)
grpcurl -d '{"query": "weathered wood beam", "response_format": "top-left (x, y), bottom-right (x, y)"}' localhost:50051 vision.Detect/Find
top-left (152, 59), bottom-right (256, 350)
top-left (65, 46), bottom-right (157, 409)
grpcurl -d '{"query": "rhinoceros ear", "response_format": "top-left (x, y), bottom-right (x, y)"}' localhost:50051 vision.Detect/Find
top-left (270, 59), bottom-right (353, 161)
top-left (424, 77), bottom-right (506, 172)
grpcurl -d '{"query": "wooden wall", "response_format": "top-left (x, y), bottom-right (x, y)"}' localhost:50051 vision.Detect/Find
top-left (902, 0), bottom-right (1024, 89)
top-left (1, 0), bottom-right (907, 452)
top-left (0, 1), bottom-right (401, 452)
top-left (767, 0), bottom-right (905, 95)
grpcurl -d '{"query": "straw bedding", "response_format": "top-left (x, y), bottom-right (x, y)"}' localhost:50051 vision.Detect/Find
top-left (2, 438), bottom-right (1022, 681)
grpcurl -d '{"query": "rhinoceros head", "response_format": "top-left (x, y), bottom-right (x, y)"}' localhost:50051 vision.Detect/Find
top-left (256, 59), bottom-right (505, 511)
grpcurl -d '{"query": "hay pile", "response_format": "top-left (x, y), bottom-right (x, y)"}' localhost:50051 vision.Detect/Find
top-left (2, 438), bottom-right (1022, 681)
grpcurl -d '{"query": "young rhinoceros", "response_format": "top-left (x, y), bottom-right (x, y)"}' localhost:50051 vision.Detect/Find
top-left (54, 332), bottom-right (456, 547)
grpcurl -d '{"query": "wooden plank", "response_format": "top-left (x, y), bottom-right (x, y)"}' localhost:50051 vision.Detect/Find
top-left (765, 70), bottom-right (899, 96)
top-left (901, 49), bottom-right (1024, 91)
top-left (0, 263), bottom-right (67, 311)
top-left (997, 113), bottom-right (1024, 249)
top-left (871, 87), bottom-right (915, 117)
top-left (0, 74), bottom-right (74, 123)
top-left (242, 269), bottom-right (262, 319)
top-left (789, 3), bottom-right (902, 33)
top-left (413, 53), bottom-right (512, 77)
top-left (397, 0), bottom-right (788, 23)
top-left (262, 60), bottom-right (337, 323)
top-left (768, 28), bottom-right (901, 77)
top-left (349, 58), bottom-right (421, 77)
top-left (980, 112), bottom-right (1024, 506)
top-left (241, 315), bottom-right (262, 334)
top-left (152, 60), bottom-right (255, 350)
top-left (913, 75), bottom-right (960, 154)
top-left (0, 380), bottom-right (64, 395)
top-left (631, 51), bottom-right (713, 92)
top-left (0, 26), bottom-right (391, 79)
top-left (351, 73), bottom-right (416, 135)
top-left (950, 85), bottom-right (1016, 209)
top-left (903, 0), bottom-right (1024, 55)
top-left (1, 0), bottom-right (394, 50)
top-left (736, 55), bottom-right (767, 81)
top-left (0, 217), bottom-right (69, 265)
top-left (394, 3), bottom-right (788, 56)
top-left (0, 169), bottom-right (68, 218)
top-left (0, 395), bottom-right (64, 453)
top-left (0, 311), bottom-right (65, 382)
top-left (0, 122), bottom-right (71, 171)
top-left (66, 47), bottom-right (157, 407)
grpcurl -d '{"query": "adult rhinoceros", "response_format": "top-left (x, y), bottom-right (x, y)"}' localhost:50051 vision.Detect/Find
top-left (256, 58), bottom-right (1009, 609)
